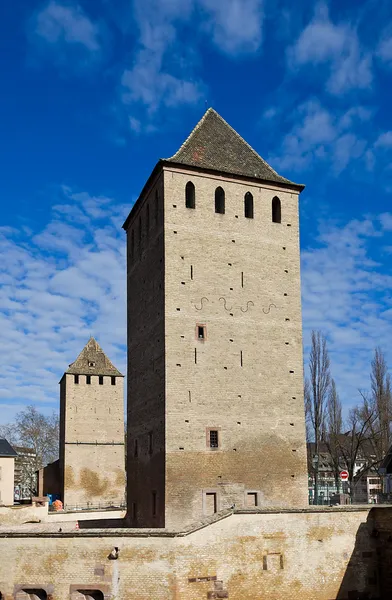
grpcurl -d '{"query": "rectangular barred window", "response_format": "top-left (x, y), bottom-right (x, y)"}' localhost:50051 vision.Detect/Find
top-left (209, 430), bottom-right (219, 448)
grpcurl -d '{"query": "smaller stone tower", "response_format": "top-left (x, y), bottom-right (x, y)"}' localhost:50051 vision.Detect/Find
top-left (59, 338), bottom-right (125, 509)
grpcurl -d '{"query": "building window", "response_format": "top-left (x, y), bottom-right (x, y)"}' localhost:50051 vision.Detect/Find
top-left (99, 376), bottom-right (103, 385)
top-left (244, 192), bottom-right (254, 218)
top-left (134, 439), bottom-right (138, 458)
top-left (215, 187), bottom-right (225, 214)
top-left (272, 196), bottom-right (281, 223)
top-left (86, 375), bottom-right (91, 385)
top-left (185, 181), bottom-right (195, 209)
top-left (204, 491), bottom-right (218, 515)
top-left (148, 431), bottom-right (153, 454)
top-left (152, 490), bottom-right (157, 517)
top-left (246, 491), bottom-right (258, 507)
top-left (111, 376), bottom-right (116, 385)
top-left (209, 430), bottom-right (219, 448)
top-left (74, 375), bottom-right (79, 384)
top-left (88, 361), bottom-right (95, 367)
top-left (196, 324), bottom-right (206, 340)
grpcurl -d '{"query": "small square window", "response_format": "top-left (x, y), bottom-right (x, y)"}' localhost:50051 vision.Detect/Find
top-left (86, 375), bottom-right (91, 385)
top-left (74, 375), bottom-right (79, 384)
top-left (209, 430), bottom-right (219, 448)
top-left (88, 361), bottom-right (96, 367)
top-left (111, 376), bottom-right (116, 386)
top-left (99, 376), bottom-right (103, 385)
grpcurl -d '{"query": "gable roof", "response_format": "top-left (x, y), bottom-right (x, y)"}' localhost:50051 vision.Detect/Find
top-left (0, 438), bottom-right (18, 458)
top-left (65, 337), bottom-right (123, 377)
top-left (166, 108), bottom-right (304, 190)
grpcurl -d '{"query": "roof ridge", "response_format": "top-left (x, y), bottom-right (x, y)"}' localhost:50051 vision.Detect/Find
top-left (166, 107), bottom-right (215, 161)
top-left (163, 108), bottom-right (304, 189)
top-left (211, 110), bottom-right (291, 182)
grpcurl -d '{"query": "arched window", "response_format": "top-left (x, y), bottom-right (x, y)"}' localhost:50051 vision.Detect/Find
top-left (215, 187), bottom-right (225, 214)
top-left (185, 181), bottom-right (195, 209)
top-left (272, 196), bottom-right (281, 223)
top-left (244, 192), bottom-right (254, 219)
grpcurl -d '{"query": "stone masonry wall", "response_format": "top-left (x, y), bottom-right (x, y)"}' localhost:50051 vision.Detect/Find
top-left (0, 509), bottom-right (379, 600)
top-left (61, 374), bottom-right (125, 508)
top-left (125, 171), bottom-right (166, 527)
top-left (163, 166), bottom-right (308, 529)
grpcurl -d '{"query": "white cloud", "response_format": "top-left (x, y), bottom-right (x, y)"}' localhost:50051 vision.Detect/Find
top-left (0, 187), bottom-right (129, 417)
top-left (122, 0), bottom-right (264, 132)
top-left (30, 1), bottom-right (103, 67)
top-left (288, 2), bottom-right (372, 95)
top-left (198, 0), bottom-right (263, 56)
top-left (302, 214), bottom-right (392, 409)
top-left (377, 32), bottom-right (392, 64)
top-left (374, 131), bottom-right (392, 149)
top-left (268, 99), bottom-right (370, 173)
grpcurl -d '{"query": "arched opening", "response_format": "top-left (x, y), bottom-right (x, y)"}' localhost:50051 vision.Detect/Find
top-left (215, 187), bottom-right (225, 214)
top-left (20, 590), bottom-right (47, 600)
top-left (78, 591), bottom-right (104, 600)
top-left (272, 196), bottom-right (281, 223)
top-left (185, 181), bottom-right (195, 209)
top-left (244, 192), bottom-right (254, 219)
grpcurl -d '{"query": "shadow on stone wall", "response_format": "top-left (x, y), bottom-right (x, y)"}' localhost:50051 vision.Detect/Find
top-left (336, 509), bottom-right (379, 600)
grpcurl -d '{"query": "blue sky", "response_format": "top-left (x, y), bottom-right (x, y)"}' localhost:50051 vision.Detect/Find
top-left (1, 0), bottom-right (392, 423)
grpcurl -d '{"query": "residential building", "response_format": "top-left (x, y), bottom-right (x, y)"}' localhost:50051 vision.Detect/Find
top-left (0, 438), bottom-right (17, 506)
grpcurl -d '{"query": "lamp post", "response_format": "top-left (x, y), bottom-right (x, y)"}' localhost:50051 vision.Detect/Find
top-left (312, 455), bottom-right (319, 505)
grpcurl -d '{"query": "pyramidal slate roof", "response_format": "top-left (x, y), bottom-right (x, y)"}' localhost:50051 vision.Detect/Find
top-left (0, 438), bottom-right (17, 458)
top-left (166, 108), bottom-right (303, 189)
top-left (66, 337), bottom-right (123, 377)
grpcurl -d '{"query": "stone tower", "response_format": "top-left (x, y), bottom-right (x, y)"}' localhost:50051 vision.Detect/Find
top-left (59, 337), bottom-right (125, 509)
top-left (123, 108), bottom-right (308, 529)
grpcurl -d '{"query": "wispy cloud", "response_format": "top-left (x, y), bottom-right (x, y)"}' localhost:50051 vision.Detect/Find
top-left (198, 0), bottom-right (263, 56)
top-left (302, 214), bottom-right (392, 408)
top-left (268, 99), bottom-right (371, 173)
top-left (288, 2), bottom-right (372, 95)
top-left (121, 0), bottom-right (264, 132)
top-left (0, 187), bottom-right (129, 414)
top-left (29, 1), bottom-right (103, 67)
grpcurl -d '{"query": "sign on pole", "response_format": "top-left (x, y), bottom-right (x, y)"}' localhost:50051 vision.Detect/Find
top-left (340, 470), bottom-right (349, 481)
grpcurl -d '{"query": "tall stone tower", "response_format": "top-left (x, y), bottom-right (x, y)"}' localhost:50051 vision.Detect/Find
top-left (123, 108), bottom-right (308, 529)
top-left (59, 338), bottom-right (125, 509)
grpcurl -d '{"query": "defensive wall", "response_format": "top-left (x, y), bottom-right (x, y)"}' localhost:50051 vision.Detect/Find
top-left (1, 506), bottom-right (390, 599)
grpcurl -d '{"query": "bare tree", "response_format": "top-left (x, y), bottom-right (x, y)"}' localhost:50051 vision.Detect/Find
top-left (337, 399), bottom-right (379, 500)
top-left (305, 330), bottom-right (331, 504)
top-left (0, 406), bottom-right (59, 495)
top-left (370, 347), bottom-right (392, 458)
top-left (324, 379), bottom-right (343, 493)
